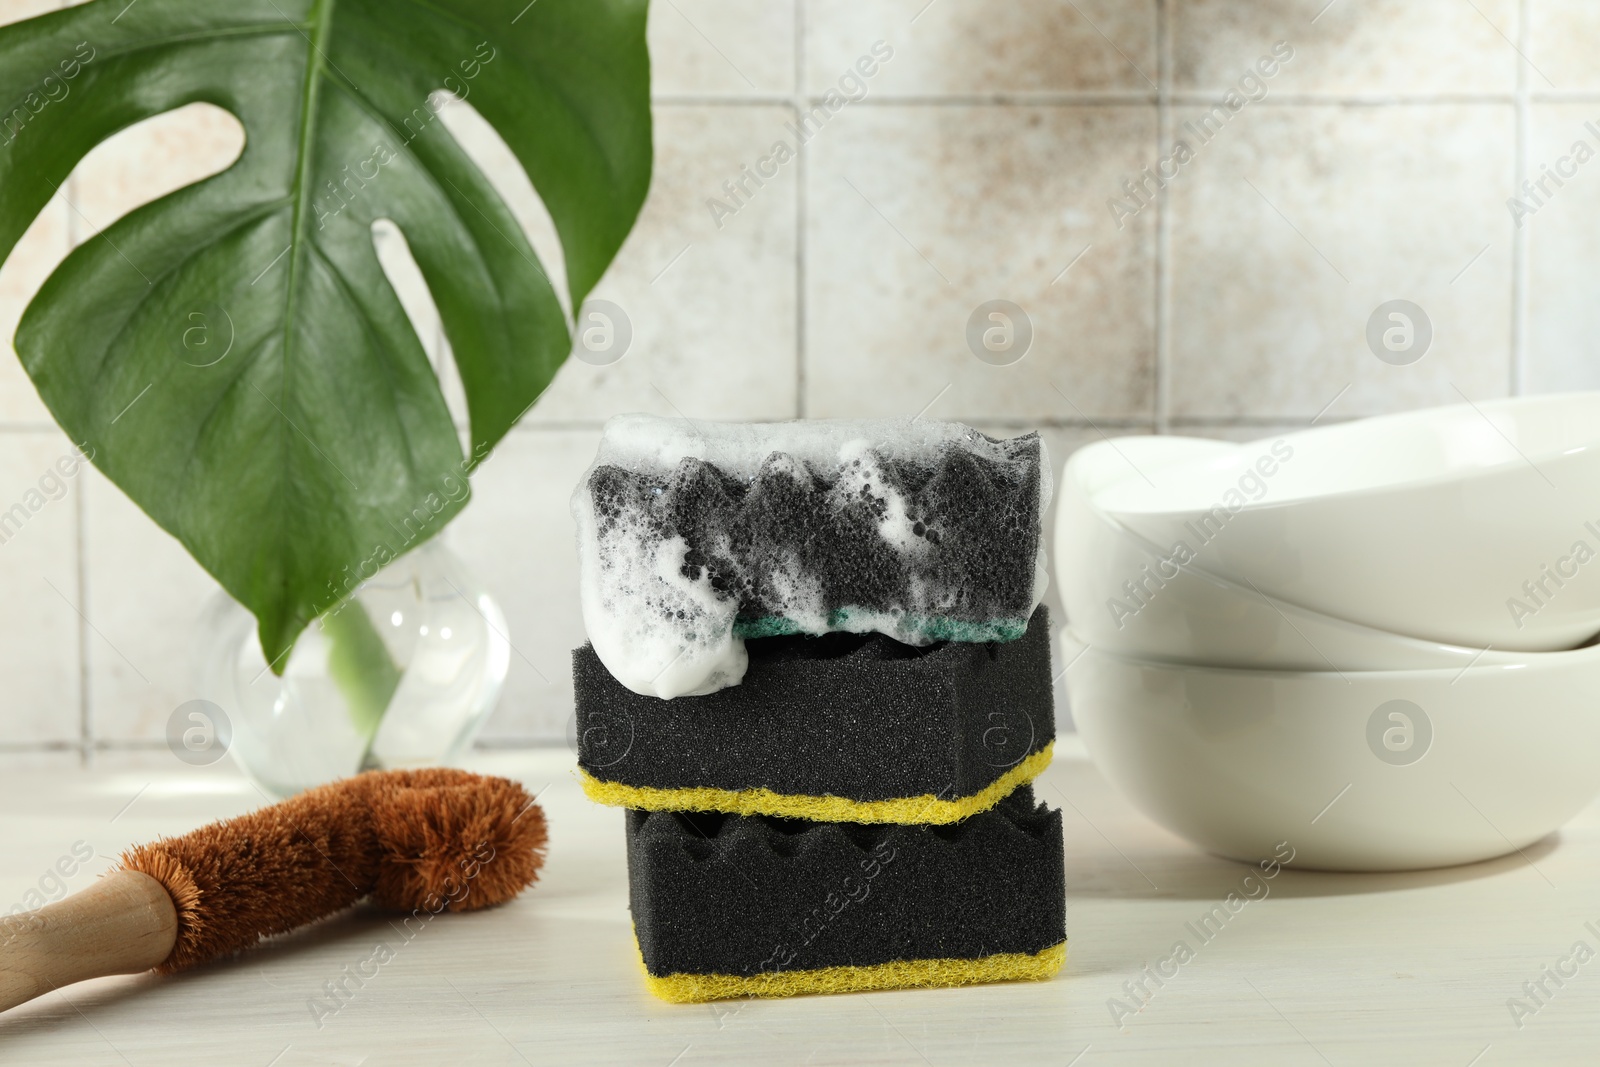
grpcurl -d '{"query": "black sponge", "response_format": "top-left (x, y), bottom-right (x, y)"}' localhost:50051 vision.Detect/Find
top-left (576, 608), bottom-right (1055, 824)
top-left (586, 430), bottom-right (1046, 644)
top-left (627, 785), bottom-right (1066, 1000)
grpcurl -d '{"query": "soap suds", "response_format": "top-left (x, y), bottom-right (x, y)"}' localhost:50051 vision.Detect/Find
top-left (572, 415), bottom-right (1052, 698)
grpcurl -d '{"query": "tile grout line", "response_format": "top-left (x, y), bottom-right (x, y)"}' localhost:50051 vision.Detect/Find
top-left (1153, 0), bottom-right (1172, 434)
top-left (1527, 90), bottom-right (1600, 102)
top-left (793, 0), bottom-right (807, 419)
top-left (0, 422), bottom-right (83, 433)
top-left (1510, 0), bottom-right (1530, 396)
top-left (506, 414), bottom-right (1361, 432)
top-left (75, 472), bottom-right (91, 768)
top-left (63, 168), bottom-right (92, 770)
top-left (647, 92), bottom-right (1573, 107)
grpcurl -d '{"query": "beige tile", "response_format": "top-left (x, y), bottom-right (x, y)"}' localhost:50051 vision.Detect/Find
top-left (805, 104), bottom-right (1156, 421)
top-left (447, 430), bottom-right (598, 742)
top-left (435, 100), bottom-right (802, 428)
top-left (650, 0), bottom-right (794, 95)
top-left (82, 466), bottom-right (223, 743)
top-left (1165, 422), bottom-right (1335, 442)
top-left (806, 0), bottom-right (1157, 95)
top-left (1524, 104), bottom-right (1600, 392)
top-left (1172, 0), bottom-right (1519, 95)
top-left (441, 101), bottom-right (798, 426)
top-left (522, 105), bottom-right (799, 425)
top-left (1167, 104), bottom-right (1513, 420)
top-left (1529, 0), bottom-right (1600, 91)
top-left (0, 0), bottom-right (60, 28)
top-left (0, 430), bottom-right (86, 743)
top-left (67, 102), bottom-right (244, 236)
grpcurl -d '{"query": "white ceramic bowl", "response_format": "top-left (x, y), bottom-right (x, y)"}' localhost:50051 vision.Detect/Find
top-left (1062, 629), bottom-right (1600, 870)
top-left (1095, 394), bottom-right (1600, 651)
top-left (1058, 436), bottom-right (1520, 671)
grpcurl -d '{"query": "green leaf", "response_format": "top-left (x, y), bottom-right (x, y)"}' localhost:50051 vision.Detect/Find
top-left (0, 0), bottom-right (652, 669)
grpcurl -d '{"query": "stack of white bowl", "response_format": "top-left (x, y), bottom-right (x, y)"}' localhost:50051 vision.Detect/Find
top-left (1056, 394), bottom-right (1600, 871)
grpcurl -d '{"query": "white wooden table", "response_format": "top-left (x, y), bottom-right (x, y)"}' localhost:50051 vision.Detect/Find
top-left (0, 738), bottom-right (1595, 1065)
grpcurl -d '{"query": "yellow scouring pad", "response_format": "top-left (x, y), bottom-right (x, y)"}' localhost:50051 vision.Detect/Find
top-left (581, 743), bottom-right (1052, 825)
top-left (640, 941), bottom-right (1067, 1003)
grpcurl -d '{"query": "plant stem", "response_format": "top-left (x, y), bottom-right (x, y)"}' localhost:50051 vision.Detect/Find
top-left (320, 601), bottom-right (402, 765)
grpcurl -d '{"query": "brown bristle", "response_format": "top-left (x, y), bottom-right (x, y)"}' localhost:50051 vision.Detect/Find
top-left (119, 769), bottom-right (546, 974)
top-left (367, 768), bottom-right (548, 914)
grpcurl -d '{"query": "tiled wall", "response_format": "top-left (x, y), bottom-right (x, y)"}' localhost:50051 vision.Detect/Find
top-left (0, 0), bottom-right (1592, 764)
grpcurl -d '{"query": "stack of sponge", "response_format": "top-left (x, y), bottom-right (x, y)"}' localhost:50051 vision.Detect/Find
top-left (570, 415), bottom-right (1067, 1002)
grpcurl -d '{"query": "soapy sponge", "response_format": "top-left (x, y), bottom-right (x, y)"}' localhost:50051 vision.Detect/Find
top-left (576, 607), bottom-right (1055, 824)
top-left (626, 785), bottom-right (1066, 1001)
top-left (572, 415), bottom-right (1052, 698)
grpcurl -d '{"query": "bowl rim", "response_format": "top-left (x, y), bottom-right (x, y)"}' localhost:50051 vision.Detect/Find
top-left (1060, 470), bottom-right (1557, 662)
top-left (1059, 626), bottom-right (1600, 682)
top-left (1088, 393), bottom-right (1600, 516)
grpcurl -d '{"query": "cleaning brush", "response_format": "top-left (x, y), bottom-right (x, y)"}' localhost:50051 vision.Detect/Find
top-left (0, 767), bottom-right (547, 1013)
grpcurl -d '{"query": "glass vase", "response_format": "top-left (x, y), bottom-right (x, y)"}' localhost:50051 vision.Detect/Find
top-left (196, 540), bottom-right (510, 797)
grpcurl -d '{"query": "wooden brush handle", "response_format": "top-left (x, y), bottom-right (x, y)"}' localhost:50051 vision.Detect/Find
top-left (0, 870), bottom-right (177, 1013)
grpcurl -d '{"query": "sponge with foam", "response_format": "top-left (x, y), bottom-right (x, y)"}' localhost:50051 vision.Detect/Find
top-left (627, 785), bottom-right (1066, 1002)
top-left (576, 607), bottom-right (1055, 824)
top-left (572, 415), bottom-right (1052, 698)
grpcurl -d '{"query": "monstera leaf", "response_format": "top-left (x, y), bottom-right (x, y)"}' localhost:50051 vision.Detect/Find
top-left (0, 0), bottom-right (651, 670)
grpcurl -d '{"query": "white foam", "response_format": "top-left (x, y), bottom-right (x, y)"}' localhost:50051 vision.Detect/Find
top-left (592, 414), bottom-right (1033, 480)
top-left (571, 510), bottom-right (749, 698)
top-left (572, 415), bottom-right (1052, 698)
